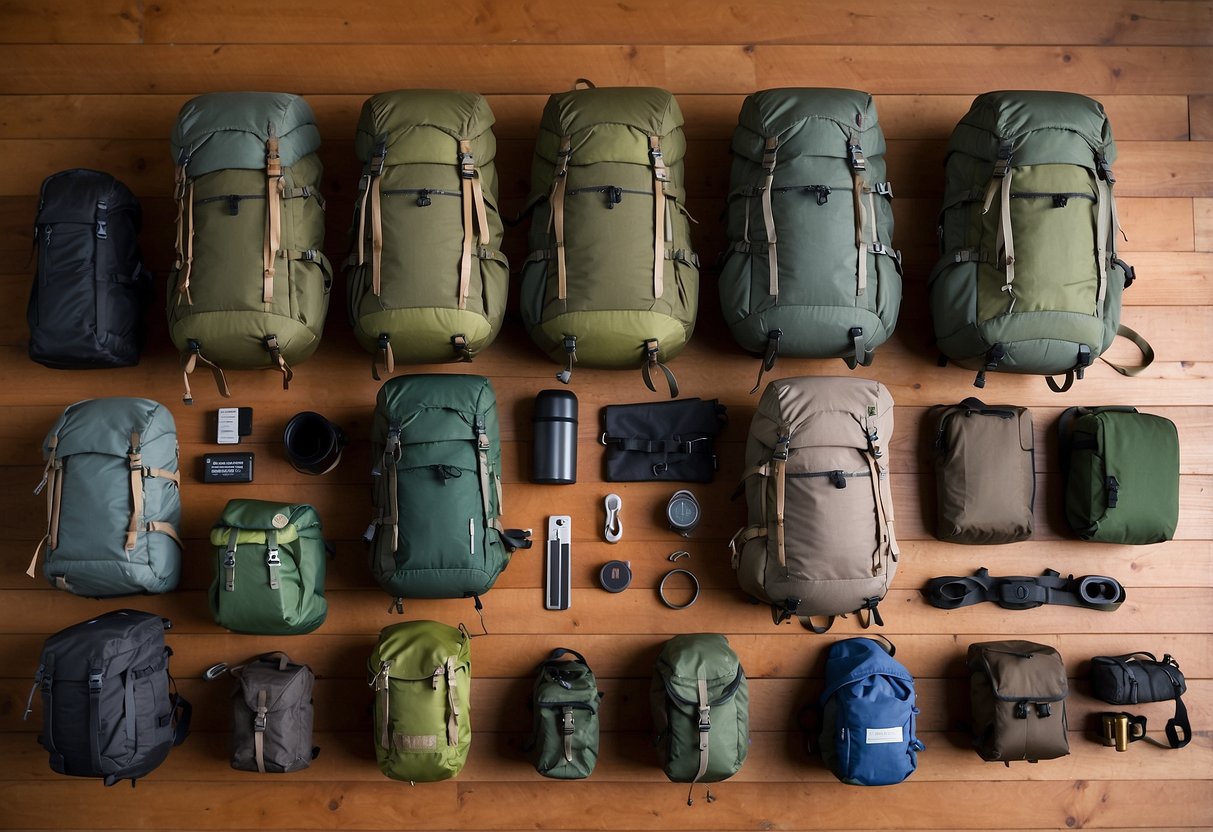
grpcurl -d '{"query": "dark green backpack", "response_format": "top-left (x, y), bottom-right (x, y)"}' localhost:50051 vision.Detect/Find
top-left (651, 634), bottom-right (748, 803)
top-left (721, 88), bottom-right (901, 386)
top-left (1060, 407), bottom-right (1180, 544)
top-left (529, 648), bottom-right (602, 780)
top-left (208, 500), bottom-right (328, 635)
top-left (169, 92), bottom-right (331, 402)
top-left (520, 82), bottom-right (699, 395)
top-left (347, 90), bottom-right (508, 373)
top-left (367, 374), bottom-right (529, 607)
top-left (929, 91), bottom-right (1152, 392)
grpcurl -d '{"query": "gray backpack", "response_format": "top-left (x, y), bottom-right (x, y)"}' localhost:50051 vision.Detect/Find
top-left (731, 376), bottom-right (898, 632)
top-left (29, 397), bottom-right (182, 597)
top-left (721, 89), bottom-right (901, 388)
top-left (206, 652), bottom-right (317, 773)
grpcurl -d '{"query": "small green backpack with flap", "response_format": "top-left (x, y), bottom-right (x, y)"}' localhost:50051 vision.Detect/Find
top-left (529, 648), bottom-right (602, 780)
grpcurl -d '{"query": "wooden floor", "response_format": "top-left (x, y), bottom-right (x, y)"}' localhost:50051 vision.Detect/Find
top-left (0, 1), bottom-right (1211, 830)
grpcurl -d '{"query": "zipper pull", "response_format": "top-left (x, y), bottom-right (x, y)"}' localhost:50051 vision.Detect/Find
top-left (432, 665), bottom-right (444, 690)
top-left (829, 470), bottom-right (847, 489)
top-left (22, 665), bottom-right (44, 720)
top-left (44, 226), bottom-right (52, 247)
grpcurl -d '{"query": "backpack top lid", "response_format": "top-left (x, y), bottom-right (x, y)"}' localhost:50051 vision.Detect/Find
top-left (356, 89), bottom-right (496, 162)
top-left (969, 640), bottom-right (1068, 701)
top-left (820, 638), bottom-right (912, 703)
top-left (659, 633), bottom-right (740, 683)
top-left (534, 85), bottom-right (687, 173)
top-left (951, 90), bottom-right (1115, 165)
top-left (734, 88), bottom-right (883, 154)
top-left (37, 169), bottom-right (140, 227)
top-left (372, 620), bottom-right (469, 679)
top-left (208, 499), bottom-right (321, 548)
top-left (376, 373), bottom-right (497, 435)
top-left (754, 376), bottom-right (894, 450)
top-left (45, 398), bottom-right (176, 461)
top-left (171, 92), bottom-right (321, 176)
top-left (42, 609), bottom-right (165, 667)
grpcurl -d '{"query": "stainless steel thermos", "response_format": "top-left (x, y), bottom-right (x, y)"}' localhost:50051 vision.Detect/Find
top-left (532, 390), bottom-right (578, 484)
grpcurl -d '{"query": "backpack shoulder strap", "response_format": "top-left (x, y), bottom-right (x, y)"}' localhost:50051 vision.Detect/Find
top-left (1100, 324), bottom-right (1155, 377)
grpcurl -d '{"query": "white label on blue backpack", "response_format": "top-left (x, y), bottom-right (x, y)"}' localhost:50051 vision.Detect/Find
top-left (866, 727), bottom-right (903, 744)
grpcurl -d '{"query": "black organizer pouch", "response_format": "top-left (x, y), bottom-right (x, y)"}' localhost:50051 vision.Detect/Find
top-left (1090, 652), bottom-right (1190, 748)
top-left (601, 398), bottom-right (726, 482)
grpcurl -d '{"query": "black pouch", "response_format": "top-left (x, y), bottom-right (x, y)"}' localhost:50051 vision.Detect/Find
top-left (1089, 652), bottom-right (1189, 748)
top-left (601, 398), bottom-right (726, 482)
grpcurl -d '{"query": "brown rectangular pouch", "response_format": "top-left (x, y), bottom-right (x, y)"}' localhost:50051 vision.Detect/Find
top-left (968, 640), bottom-right (1069, 763)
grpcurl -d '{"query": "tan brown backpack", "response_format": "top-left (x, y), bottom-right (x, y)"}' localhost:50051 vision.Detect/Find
top-left (968, 640), bottom-right (1069, 763)
top-left (730, 376), bottom-right (898, 632)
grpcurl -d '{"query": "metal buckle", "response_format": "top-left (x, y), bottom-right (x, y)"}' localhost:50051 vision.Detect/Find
top-left (848, 144), bottom-right (866, 171)
top-left (88, 672), bottom-right (103, 692)
top-left (253, 712), bottom-right (267, 732)
top-left (266, 546), bottom-right (280, 565)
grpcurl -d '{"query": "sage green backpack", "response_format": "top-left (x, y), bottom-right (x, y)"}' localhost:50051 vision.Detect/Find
top-left (651, 634), bottom-right (748, 803)
top-left (347, 90), bottom-right (508, 373)
top-left (369, 620), bottom-right (471, 782)
top-left (208, 500), bottom-right (328, 635)
top-left (168, 92), bottom-right (331, 403)
top-left (520, 82), bottom-right (699, 396)
top-left (29, 398), bottom-right (182, 598)
top-left (529, 648), bottom-right (602, 780)
top-left (721, 88), bottom-right (901, 387)
top-left (930, 91), bottom-right (1152, 392)
top-left (367, 374), bottom-right (529, 608)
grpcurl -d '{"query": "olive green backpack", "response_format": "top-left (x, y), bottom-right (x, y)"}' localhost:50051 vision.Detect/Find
top-left (347, 90), bottom-right (508, 374)
top-left (929, 91), bottom-right (1152, 392)
top-left (521, 81), bottom-right (699, 396)
top-left (208, 500), bottom-right (328, 635)
top-left (369, 620), bottom-right (471, 782)
top-left (721, 88), bottom-right (902, 389)
top-left (169, 92), bottom-right (331, 403)
top-left (529, 648), bottom-right (602, 780)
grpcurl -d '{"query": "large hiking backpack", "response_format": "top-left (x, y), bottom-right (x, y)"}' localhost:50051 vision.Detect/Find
top-left (28, 169), bottom-right (152, 369)
top-left (651, 634), bottom-right (748, 802)
top-left (968, 640), bottom-right (1069, 763)
top-left (818, 637), bottom-right (924, 786)
top-left (28, 397), bottom-right (182, 597)
top-left (721, 89), bottom-right (901, 386)
top-left (369, 620), bottom-right (471, 782)
top-left (929, 90), bottom-right (1152, 392)
top-left (529, 648), bottom-right (602, 780)
top-left (520, 82), bottom-right (700, 396)
top-left (347, 90), bottom-right (508, 372)
top-left (207, 652), bottom-right (318, 773)
top-left (24, 610), bottom-right (191, 786)
top-left (367, 374), bottom-right (529, 607)
top-left (168, 92), bottom-right (331, 403)
top-left (208, 500), bottom-right (328, 635)
top-left (730, 376), bottom-right (898, 632)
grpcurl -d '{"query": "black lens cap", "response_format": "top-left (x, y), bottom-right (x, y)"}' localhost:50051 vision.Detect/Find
top-left (599, 560), bottom-right (632, 593)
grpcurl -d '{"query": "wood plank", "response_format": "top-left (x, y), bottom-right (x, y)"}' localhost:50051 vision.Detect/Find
top-left (0, 1), bottom-right (142, 44)
top-left (1196, 198), bottom-right (1213, 250)
top-left (1, 46), bottom-right (1211, 96)
top-left (1192, 95), bottom-right (1213, 141)
top-left (140, 0), bottom-right (1213, 46)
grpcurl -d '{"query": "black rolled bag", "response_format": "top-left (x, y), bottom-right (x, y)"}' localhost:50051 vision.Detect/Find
top-left (1089, 652), bottom-right (1190, 749)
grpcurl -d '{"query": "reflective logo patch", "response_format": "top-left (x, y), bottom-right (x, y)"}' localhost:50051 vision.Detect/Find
top-left (865, 726), bottom-right (903, 744)
top-left (393, 734), bottom-right (438, 752)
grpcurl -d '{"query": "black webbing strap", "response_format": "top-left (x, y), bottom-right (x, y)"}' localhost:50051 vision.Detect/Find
top-left (924, 567), bottom-right (1126, 612)
top-left (602, 437), bottom-right (711, 455)
top-left (1165, 692), bottom-right (1192, 748)
top-left (88, 664), bottom-right (103, 775)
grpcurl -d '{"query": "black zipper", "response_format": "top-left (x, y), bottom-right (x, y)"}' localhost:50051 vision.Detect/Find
top-left (195, 193), bottom-right (265, 215)
top-left (566, 185), bottom-right (651, 209)
top-left (786, 469), bottom-right (871, 488)
top-left (381, 188), bottom-right (459, 207)
top-left (772, 184), bottom-right (834, 205)
top-left (1010, 191), bottom-right (1095, 208)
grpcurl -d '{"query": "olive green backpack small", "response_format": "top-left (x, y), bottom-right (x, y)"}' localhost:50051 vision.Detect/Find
top-left (528, 648), bottom-right (602, 780)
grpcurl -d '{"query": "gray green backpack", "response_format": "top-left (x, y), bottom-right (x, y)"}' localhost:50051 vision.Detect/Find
top-left (721, 88), bottom-right (901, 389)
top-left (29, 397), bottom-right (182, 597)
top-left (929, 90), bottom-right (1152, 392)
top-left (208, 500), bottom-right (328, 635)
top-left (369, 620), bottom-right (471, 782)
top-left (968, 640), bottom-right (1069, 763)
top-left (206, 652), bottom-right (317, 773)
top-left (529, 648), bottom-right (602, 780)
top-left (168, 92), bottom-right (331, 403)
top-left (367, 374), bottom-right (529, 609)
top-left (731, 376), bottom-right (898, 632)
top-left (1059, 406), bottom-right (1180, 544)
top-left (521, 81), bottom-right (699, 396)
top-left (651, 634), bottom-right (748, 803)
top-left (347, 90), bottom-right (508, 374)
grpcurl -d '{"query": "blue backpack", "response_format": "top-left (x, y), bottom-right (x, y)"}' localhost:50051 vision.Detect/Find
top-left (818, 637), bottom-right (924, 786)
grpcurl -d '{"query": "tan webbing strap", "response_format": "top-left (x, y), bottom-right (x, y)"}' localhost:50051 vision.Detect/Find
top-left (445, 657), bottom-right (460, 747)
top-left (771, 431), bottom-right (790, 568)
top-left (864, 451), bottom-right (888, 575)
top-left (1095, 177), bottom-right (1111, 305)
top-left (457, 140), bottom-right (477, 310)
top-left (254, 689), bottom-right (268, 774)
top-left (264, 336), bottom-right (293, 390)
top-left (173, 167), bottom-right (194, 305)
top-left (475, 416), bottom-right (493, 526)
top-left (144, 467), bottom-right (180, 485)
top-left (998, 166), bottom-right (1016, 311)
top-left (264, 122), bottom-right (282, 304)
top-left (372, 335), bottom-right (396, 381)
top-left (727, 526), bottom-right (767, 568)
top-left (549, 136), bottom-right (572, 300)
top-left (384, 432), bottom-right (401, 552)
top-left (1100, 324), bottom-right (1156, 377)
top-left (693, 677), bottom-right (711, 785)
top-left (561, 705), bottom-right (575, 761)
top-left (181, 344), bottom-right (231, 405)
top-left (372, 662), bottom-right (391, 750)
top-left (370, 174), bottom-right (384, 296)
top-left (26, 536), bottom-right (46, 580)
top-left (649, 136), bottom-right (669, 299)
top-left (760, 137), bottom-right (779, 296)
top-left (124, 432), bottom-right (143, 552)
top-left (848, 132), bottom-right (868, 297)
top-left (146, 521), bottom-right (183, 548)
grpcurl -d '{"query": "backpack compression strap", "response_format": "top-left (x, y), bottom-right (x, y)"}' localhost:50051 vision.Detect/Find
top-left (760, 137), bottom-right (779, 297)
top-left (649, 136), bottom-right (669, 300)
top-left (181, 340), bottom-right (231, 404)
top-left (549, 136), bottom-right (572, 300)
top-left (981, 143), bottom-right (1017, 313)
top-left (458, 140), bottom-right (491, 310)
top-left (172, 163), bottom-right (195, 305)
top-left (263, 121), bottom-right (283, 304)
top-left (687, 676), bottom-right (713, 806)
top-left (641, 339), bottom-right (679, 398)
top-left (924, 567), bottom-right (1126, 612)
top-left (354, 141), bottom-right (387, 293)
top-left (28, 435), bottom-right (63, 578)
top-left (848, 133), bottom-right (871, 299)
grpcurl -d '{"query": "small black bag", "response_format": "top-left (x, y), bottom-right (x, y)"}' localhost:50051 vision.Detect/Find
top-left (1089, 652), bottom-right (1189, 748)
top-left (601, 398), bottom-right (726, 482)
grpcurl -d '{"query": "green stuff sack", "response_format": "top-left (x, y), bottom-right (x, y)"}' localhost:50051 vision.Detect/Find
top-left (529, 648), bottom-right (602, 780)
top-left (929, 91), bottom-right (1152, 392)
top-left (369, 620), bottom-right (471, 782)
top-left (721, 89), bottom-right (902, 386)
top-left (367, 374), bottom-right (529, 606)
top-left (1060, 407), bottom-right (1179, 544)
top-left (520, 82), bottom-right (699, 395)
top-left (347, 90), bottom-right (508, 372)
top-left (30, 397), bottom-right (182, 597)
top-left (169, 92), bottom-right (331, 403)
top-left (208, 500), bottom-right (328, 635)
top-left (651, 634), bottom-right (748, 802)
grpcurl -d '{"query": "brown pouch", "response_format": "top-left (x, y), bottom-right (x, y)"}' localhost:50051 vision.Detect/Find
top-left (968, 640), bottom-right (1069, 763)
